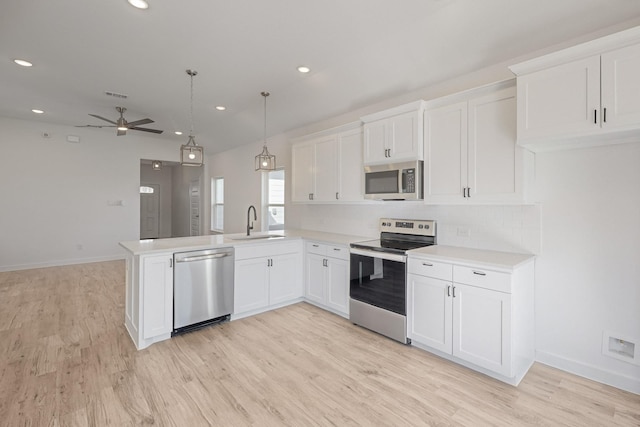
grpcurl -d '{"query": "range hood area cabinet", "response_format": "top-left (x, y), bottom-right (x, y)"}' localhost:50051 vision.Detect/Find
top-left (509, 26), bottom-right (640, 151)
top-left (361, 101), bottom-right (425, 166)
top-left (291, 124), bottom-right (364, 203)
top-left (423, 84), bottom-right (530, 204)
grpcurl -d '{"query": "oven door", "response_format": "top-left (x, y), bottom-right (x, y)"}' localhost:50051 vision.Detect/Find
top-left (349, 248), bottom-right (407, 315)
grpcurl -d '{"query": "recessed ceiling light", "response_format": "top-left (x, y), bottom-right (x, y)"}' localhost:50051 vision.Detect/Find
top-left (174, 131), bottom-right (183, 135)
top-left (297, 66), bottom-right (311, 73)
top-left (127, 0), bottom-right (149, 9)
top-left (14, 59), bottom-right (33, 67)
top-left (32, 109), bottom-right (44, 114)
top-left (215, 106), bottom-right (226, 111)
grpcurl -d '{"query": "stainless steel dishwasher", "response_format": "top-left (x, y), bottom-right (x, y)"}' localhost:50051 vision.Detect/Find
top-left (173, 247), bottom-right (234, 334)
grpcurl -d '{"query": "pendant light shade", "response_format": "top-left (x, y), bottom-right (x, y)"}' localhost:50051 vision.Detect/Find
top-left (255, 91), bottom-right (276, 171)
top-left (180, 69), bottom-right (204, 167)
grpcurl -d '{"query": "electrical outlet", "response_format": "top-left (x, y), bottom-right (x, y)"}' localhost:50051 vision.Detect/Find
top-left (457, 226), bottom-right (471, 238)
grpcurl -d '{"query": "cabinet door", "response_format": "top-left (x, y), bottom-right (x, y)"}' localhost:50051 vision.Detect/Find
top-left (516, 56), bottom-right (601, 141)
top-left (389, 111), bottom-right (422, 162)
top-left (313, 135), bottom-right (338, 201)
top-left (269, 252), bottom-right (303, 305)
top-left (452, 283), bottom-right (511, 376)
top-left (408, 274), bottom-right (452, 354)
top-left (424, 101), bottom-right (467, 201)
top-left (142, 254), bottom-right (173, 339)
top-left (325, 257), bottom-right (349, 315)
top-left (291, 143), bottom-right (315, 202)
top-left (234, 257), bottom-right (269, 314)
top-left (337, 128), bottom-right (364, 201)
top-left (305, 253), bottom-right (326, 304)
top-left (363, 120), bottom-right (388, 165)
top-left (601, 43), bottom-right (640, 129)
top-left (468, 88), bottom-right (522, 202)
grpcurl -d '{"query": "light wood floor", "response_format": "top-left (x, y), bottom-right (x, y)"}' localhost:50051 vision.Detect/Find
top-left (1, 261), bottom-right (638, 426)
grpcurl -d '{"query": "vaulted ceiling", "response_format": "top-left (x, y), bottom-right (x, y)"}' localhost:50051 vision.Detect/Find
top-left (3, 0), bottom-right (640, 153)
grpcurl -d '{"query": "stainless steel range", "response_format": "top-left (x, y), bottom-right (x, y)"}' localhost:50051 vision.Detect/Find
top-left (349, 218), bottom-right (436, 343)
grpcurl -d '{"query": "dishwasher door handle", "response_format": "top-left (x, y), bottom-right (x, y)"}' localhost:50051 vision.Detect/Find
top-left (176, 252), bottom-right (232, 263)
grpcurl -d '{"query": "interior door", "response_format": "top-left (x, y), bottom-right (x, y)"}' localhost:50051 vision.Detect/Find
top-left (140, 184), bottom-right (160, 239)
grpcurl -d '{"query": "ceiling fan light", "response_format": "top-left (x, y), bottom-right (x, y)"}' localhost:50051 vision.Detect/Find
top-left (127, 0), bottom-right (149, 9)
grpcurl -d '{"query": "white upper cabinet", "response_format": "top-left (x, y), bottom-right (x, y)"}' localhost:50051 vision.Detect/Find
top-left (510, 26), bottom-right (640, 151)
top-left (362, 101), bottom-right (424, 165)
top-left (424, 85), bottom-right (526, 203)
top-left (601, 43), bottom-right (640, 129)
top-left (291, 123), bottom-right (363, 203)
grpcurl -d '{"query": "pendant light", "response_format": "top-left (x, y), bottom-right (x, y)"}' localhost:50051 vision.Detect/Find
top-left (255, 91), bottom-right (276, 171)
top-left (180, 69), bottom-right (204, 167)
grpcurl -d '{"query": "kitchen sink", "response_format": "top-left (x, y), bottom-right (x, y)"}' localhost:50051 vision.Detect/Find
top-left (228, 234), bottom-right (285, 241)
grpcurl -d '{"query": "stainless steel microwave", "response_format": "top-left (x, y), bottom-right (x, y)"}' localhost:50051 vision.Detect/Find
top-left (364, 161), bottom-right (423, 200)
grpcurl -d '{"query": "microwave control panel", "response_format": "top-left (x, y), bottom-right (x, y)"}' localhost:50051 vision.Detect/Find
top-left (403, 168), bottom-right (415, 193)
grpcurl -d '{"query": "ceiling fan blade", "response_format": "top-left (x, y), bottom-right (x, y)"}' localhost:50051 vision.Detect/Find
top-left (117, 129), bottom-right (127, 136)
top-left (89, 114), bottom-right (117, 125)
top-left (130, 127), bottom-right (164, 134)
top-left (127, 118), bottom-right (154, 127)
top-left (75, 124), bottom-right (116, 128)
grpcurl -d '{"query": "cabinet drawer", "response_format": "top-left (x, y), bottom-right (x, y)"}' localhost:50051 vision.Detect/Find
top-left (327, 245), bottom-right (349, 261)
top-left (408, 258), bottom-right (453, 281)
top-left (306, 241), bottom-right (326, 256)
top-left (236, 241), bottom-right (302, 260)
top-left (453, 266), bottom-right (511, 293)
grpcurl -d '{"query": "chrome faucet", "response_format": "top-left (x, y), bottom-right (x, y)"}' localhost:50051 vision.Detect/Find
top-left (247, 205), bottom-right (257, 236)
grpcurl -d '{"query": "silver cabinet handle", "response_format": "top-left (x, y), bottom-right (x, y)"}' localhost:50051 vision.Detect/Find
top-left (447, 285), bottom-right (451, 297)
top-left (312, 244), bottom-right (319, 247)
top-left (594, 109), bottom-right (597, 124)
top-left (467, 187), bottom-right (471, 198)
top-left (336, 192), bottom-right (339, 200)
top-left (333, 248), bottom-right (342, 252)
top-left (604, 107), bottom-right (607, 123)
top-left (169, 258), bottom-right (173, 268)
top-left (422, 262), bottom-right (433, 267)
top-left (473, 270), bottom-right (486, 276)
top-left (452, 286), bottom-right (456, 298)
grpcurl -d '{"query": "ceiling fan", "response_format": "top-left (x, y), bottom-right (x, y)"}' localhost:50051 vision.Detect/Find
top-left (78, 106), bottom-right (163, 136)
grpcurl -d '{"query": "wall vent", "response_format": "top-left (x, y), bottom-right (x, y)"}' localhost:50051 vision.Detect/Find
top-left (104, 91), bottom-right (128, 99)
top-left (602, 331), bottom-right (639, 365)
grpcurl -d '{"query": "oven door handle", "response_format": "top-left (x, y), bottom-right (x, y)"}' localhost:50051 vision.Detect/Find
top-left (349, 247), bottom-right (407, 263)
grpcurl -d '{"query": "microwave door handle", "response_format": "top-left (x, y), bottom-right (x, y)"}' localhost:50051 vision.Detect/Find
top-left (400, 170), bottom-right (406, 193)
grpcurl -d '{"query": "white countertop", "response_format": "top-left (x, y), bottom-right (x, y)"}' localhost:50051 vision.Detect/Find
top-left (119, 229), bottom-right (369, 256)
top-left (408, 245), bottom-right (535, 271)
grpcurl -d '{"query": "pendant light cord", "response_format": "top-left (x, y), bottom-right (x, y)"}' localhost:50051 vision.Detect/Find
top-left (190, 71), bottom-right (195, 136)
top-left (262, 91), bottom-right (270, 148)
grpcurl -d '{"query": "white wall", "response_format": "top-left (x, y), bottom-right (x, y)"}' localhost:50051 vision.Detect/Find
top-left (207, 136), bottom-right (291, 235)
top-left (532, 142), bottom-right (640, 393)
top-left (0, 116), bottom-right (188, 271)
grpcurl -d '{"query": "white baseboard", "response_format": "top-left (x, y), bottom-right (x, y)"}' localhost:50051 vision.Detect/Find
top-left (536, 350), bottom-right (640, 395)
top-left (0, 254), bottom-right (125, 272)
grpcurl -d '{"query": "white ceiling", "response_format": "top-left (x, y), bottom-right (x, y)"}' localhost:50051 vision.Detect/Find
top-left (3, 0), bottom-right (640, 154)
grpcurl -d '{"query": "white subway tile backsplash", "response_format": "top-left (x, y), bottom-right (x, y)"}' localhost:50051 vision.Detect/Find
top-left (292, 203), bottom-right (541, 255)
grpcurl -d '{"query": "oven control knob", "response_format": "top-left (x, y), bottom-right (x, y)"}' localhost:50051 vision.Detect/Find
top-left (418, 225), bottom-right (423, 229)
top-left (425, 225), bottom-right (430, 229)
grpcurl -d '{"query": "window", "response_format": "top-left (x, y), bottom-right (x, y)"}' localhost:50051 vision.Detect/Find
top-left (264, 169), bottom-right (285, 231)
top-left (211, 177), bottom-right (224, 232)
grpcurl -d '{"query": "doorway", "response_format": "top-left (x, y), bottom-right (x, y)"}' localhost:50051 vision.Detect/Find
top-left (139, 160), bottom-right (204, 239)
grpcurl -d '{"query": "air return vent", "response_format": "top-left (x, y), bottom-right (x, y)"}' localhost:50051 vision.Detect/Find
top-left (104, 91), bottom-right (128, 99)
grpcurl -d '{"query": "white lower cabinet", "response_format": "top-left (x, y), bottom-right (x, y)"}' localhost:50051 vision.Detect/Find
top-left (124, 252), bottom-right (174, 350)
top-left (407, 252), bottom-right (534, 385)
top-left (304, 241), bottom-right (350, 317)
top-left (233, 241), bottom-right (303, 318)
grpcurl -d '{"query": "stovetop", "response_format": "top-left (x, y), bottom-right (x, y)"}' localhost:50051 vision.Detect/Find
top-left (350, 218), bottom-right (437, 255)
